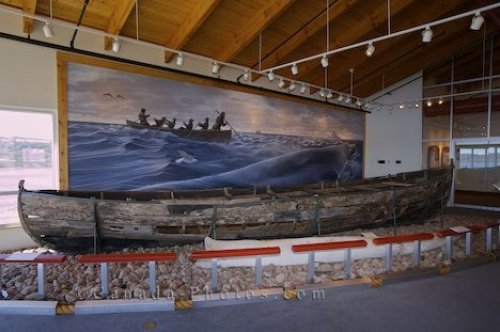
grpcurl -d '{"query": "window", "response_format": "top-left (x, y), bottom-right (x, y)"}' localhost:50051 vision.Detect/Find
top-left (0, 109), bottom-right (57, 226)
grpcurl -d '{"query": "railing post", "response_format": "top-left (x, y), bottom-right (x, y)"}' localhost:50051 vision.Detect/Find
top-left (0, 265), bottom-right (3, 299)
top-left (413, 240), bottom-right (422, 267)
top-left (465, 232), bottom-right (472, 256)
top-left (148, 261), bottom-right (156, 297)
top-left (344, 248), bottom-right (352, 279)
top-left (100, 262), bottom-right (109, 298)
top-left (385, 243), bottom-right (393, 272)
top-left (211, 258), bottom-right (218, 292)
top-left (307, 252), bottom-right (315, 283)
top-left (37, 263), bottom-right (46, 299)
top-left (255, 256), bottom-right (262, 286)
top-left (486, 227), bottom-right (493, 253)
top-left (445, 236), bottom-right (453, 261)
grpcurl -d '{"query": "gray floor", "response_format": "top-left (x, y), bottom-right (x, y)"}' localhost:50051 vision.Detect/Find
top-left (2, 262), bottom-right (500, 332)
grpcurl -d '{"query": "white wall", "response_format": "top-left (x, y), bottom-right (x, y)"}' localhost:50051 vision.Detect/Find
top-left (364, 73), bottom-right (423, 178)
top-left (0, 38), bottom-right (57, 109)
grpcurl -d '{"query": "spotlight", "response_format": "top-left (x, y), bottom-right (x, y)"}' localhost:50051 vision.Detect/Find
top-left (365, 42), bottom-right (375, 57)
top-left (421, 26), bottom-right (433, 43)
top-left (289, 82), bottom-right (296, 91)
top-left (426, 99), bottom-right (432, 107)
top-left (415, 103), bottom-right (420, 108)
top-left (319, 89), bottom-right (326, 98)
top-left (267, 70), bottom-right (275, 81)
top-left (291, 63), bottom-right (298, 75)
top-left (112, 37), bottom-right (121, 52)
top-left (438, 98), bottom-right (443, 105)
top-left (212, 62), bottom-right (220, 74)
top-left (321, 55), bottom-right (329, 68)
top-left (337, 94), bottom-right (344, 102)
top-left (356, 98), bottom-right (363, 107)
top-left (242, 69), bottom-right (250, 81)
top-left (43, 21), bottom-right (54, 38)
top-left (278, 78), bottom-right (285, 89)
top-left (345, 96), bottom-right (352, 104)
top-left (299, 84), bottom-right (307, 94)
top-left (326, 91), bottom-right (333, 99)
top-left (399, 104), bottom-right (405, 110)
top-left (470, 12), bottom-right (484, 31)
top-left (175, 53), bottom-right (184, 66)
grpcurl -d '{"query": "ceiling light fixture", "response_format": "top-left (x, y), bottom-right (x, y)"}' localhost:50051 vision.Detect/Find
top-left (356, 98), bottom-right (363, 106)
top-left (291, 63), bottom-right (298, 75)
top-left (111, 37), bottom-right (121, 52)
top-left (175, 52), bottom-right (184, 66)
top-left (299, 84), bottom-right (307, 94)
top-left (438, 98), bottom-right (443, 105)
top-left (267, 70), bottom-right (275, 81)
top-left (242, 69), bottom-right (250, 81)
top-left (337, 94), bottom-right (344, 102)
top-left (211, 62), bottom-right (220, 74)
top-left (345, 96), bottom-right (352, 104)
top-left (43, 21), bottom-right (54, 38)
top-left (326, 90), bottom-right (333, 99)
top-left (470, 12), bottom-right (484, 30)
top-left (319, 89), bottom-right (326, 98)
top-left (365, 42), bottom-right (375, 57)
top-left (426, 99), bottom-right (432, 107)
top-left (289, 82), bottom-right (296, 91)
top-left (278, 78), bottom-right (285, 89)
top-left (321, 55), bottom-right (329, 68)
top-left (421, 26), bottom-right (433, 43)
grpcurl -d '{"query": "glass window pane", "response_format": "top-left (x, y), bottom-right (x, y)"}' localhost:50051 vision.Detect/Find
top-left (491, 91), bottom-right (500, 137)
top-left (452, 93), bottom-right (488, 138)
top-left (0, 109), bottom-right (56, 225)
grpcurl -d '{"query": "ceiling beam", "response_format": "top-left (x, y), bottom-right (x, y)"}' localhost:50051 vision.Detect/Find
top-left (353, 28), bottom-right (494, 97)
top-left (252, 0), bottom-right (362, 74)
top-left (164, 0), bottom-right (221, 63)
top-left (306, 0), bottom-right (468, 95)
top-left (290, 0), bottom-right (414, 82)
top-left (22, 0), bottom-right (37, 34)
top-left (216, 0), bottom-right (295, 62)
top-left (104, 0), bottom-right (136, 50)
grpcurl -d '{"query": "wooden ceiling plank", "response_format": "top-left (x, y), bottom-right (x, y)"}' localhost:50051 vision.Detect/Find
top-left (292, 0), bottom-right (414, 82)
top-left (252, 0), bottom-right (362, 74)
top-left (216, 0), bottom-right (296, 63)
top-left (104, 0), bottom-right (136, 50)
top-left (22, 0), bottom-right (37, 34)
top-left (164, 0), bottom-right (221, 63)
top-left (306, 0), bottom-right (468, 95)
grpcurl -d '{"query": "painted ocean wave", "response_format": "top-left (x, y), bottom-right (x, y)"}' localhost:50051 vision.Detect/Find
top-left (68, 122), bottom-right (362, 190)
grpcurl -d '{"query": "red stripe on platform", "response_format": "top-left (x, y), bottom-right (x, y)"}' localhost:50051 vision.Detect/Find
top-left (191, 247), bottom-right (281, 260)
top-left (0, 254), bottom-right (66, 264)
top-left (292, 240), bottom-right (367, 253)
top-left (485, 221), bottom-right (500, 228)
top-left (372, 233), bottom-right (434, 245)
top-left (77, 252), bottom-right (176, 263)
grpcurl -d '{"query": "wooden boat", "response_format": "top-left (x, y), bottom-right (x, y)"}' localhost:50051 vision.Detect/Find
top-left (17, 165), bottom-right (452, 252)
top-left (126, 120), bottom-right (232, 142)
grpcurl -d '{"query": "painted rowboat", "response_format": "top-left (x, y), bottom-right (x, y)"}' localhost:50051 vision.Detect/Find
top-left (17, 165), bottom-right (452, 252)
top-left (126, 120), bottom-right (232, 142)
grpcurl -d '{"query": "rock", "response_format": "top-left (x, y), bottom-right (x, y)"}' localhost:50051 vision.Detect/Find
top-left (275, 273), bottom-right (285, 284)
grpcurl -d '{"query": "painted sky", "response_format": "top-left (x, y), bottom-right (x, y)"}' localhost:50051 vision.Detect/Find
top-left (67, 63), bottom-right (364, 140)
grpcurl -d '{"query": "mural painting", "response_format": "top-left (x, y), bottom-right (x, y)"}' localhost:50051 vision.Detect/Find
top-left (67, 63), bottom-right (364, 191)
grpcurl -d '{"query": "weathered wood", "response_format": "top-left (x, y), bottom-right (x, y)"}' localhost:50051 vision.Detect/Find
top-left (18, 166), bottom-right (452, 252)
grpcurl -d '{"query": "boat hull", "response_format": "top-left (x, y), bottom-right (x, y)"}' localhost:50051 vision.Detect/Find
top-left (126, 120), bottom-right (231, 142)
top-left (18, 166), bottom-right (452, 252)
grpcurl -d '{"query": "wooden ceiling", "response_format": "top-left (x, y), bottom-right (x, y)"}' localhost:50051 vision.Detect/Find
top-left (2, 0), bottom-right (500, 98)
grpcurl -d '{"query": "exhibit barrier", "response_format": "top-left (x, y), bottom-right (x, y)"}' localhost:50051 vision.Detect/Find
top-left (291, 240), bottom-right (368, 282)
top-left (0, 253), bottom-right (66, 299)
top-left (372, 233), bottom-right (435, 271)
top-left (77, 252), bottom-right (177, 298)
top-left (190, 247), bottom-right (281, 291)
top-left (0, 220), bottom-right (499, 308)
